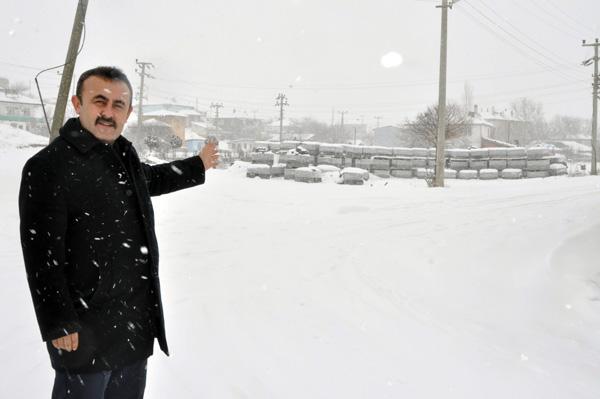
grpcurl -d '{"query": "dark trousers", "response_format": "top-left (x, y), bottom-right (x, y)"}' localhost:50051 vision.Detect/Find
top-left (51, 359), bottom-right (147, 399)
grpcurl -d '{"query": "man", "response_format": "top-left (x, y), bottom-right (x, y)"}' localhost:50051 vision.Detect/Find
top-left (19, 66), bottom-right (219, 399)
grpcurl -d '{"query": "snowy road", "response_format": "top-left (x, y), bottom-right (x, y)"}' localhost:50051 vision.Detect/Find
top-left (1, 148), bottom-right (599, 398)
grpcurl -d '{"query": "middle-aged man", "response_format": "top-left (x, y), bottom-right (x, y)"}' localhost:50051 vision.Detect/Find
top-left (19, 66), bottom-right (219, 399)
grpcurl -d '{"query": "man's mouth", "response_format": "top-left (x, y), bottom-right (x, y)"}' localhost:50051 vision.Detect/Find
top-left (95, 117), bottom-right (116, 128)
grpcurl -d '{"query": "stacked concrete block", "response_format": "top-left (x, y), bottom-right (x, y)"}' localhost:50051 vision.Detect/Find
top-left (343, 144), bottom-right (364, 159)
top-left (251, 152), bottom-right (274, 165)
top-left (365, 146), bottom-right (394, 157)
top-left (469, 148), bottom-right (489, 170)
top-left (341, 167), bottom-right (369, 185)
top-left (526, 170), bottom-right (550, 178)
top-left (246, 164), bottom-right (271, 179)
top-left (294, 167), bottom-right (322, 183)
top-left (319, 143), bottom-right (344, 156)
top-left (444, 169), bottom-right (457, 179)
top-left (316, 156), bottom-right (343, 168)
top-left (488, 148), bottom-right (507, 171)
top-left (391, 157), bottom-right (412, 170)
top-left (506, 147), bottom-right (527, 169)
top-left (479, 168), bottom-right (499, 180)
top-left (341, 157), bottom-right (355, 168)
top-left (355, 158), bottom-right (374, 171)
top-left (549, 163), bottom-right (567, 176)
top-left (281, 140), bottom-right (300, 151)
top-left (411, 157), bottom-right (428, 168)
top-left (270, 163), bottom-right (285, 177)
top-left (280, 154), bottom-right (312, 168)
top-left (371, 156), bottom-right (391, 171)
top-left (501, 168), bottom-right (523, 179)
top-left (414, 168), bottom-right (435, 179)
top-left (284, 168), bottom-right (296, 180)
top-left (488, 158), bottom-right (508, 170)
top-left (458, 170), bottom-right (478, 180)
top-left (302, 142), bottom-right (320, 155)
top-left (447, 148), bottom-right (469, 171)
top-left (391, 169), bottom-right (414, 178)
top-left (392, 147), bottom-right (413, 157)
top-left (526, 147), bottom-right (551, 178)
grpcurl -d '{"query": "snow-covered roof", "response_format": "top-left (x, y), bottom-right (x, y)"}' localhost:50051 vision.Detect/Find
top-left (0, 92), bottom-right (40, 105)
top-left (143, 118), bottom-right (171, 127)
top-left (144, 109), bottom-right (187, 117)
top-left (470, 117), bottom-right (495, 127)
top-left (185, 129), bottom-right (206, 141)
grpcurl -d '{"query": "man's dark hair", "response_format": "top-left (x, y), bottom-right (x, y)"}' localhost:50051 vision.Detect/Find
top-left (76, 66), bottom-right (134, 107)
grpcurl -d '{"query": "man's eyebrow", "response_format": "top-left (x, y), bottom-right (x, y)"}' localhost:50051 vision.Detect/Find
top-left (91, 94), bottom-right (109, 102)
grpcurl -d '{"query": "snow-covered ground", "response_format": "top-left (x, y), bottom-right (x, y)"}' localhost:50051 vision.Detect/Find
top-left (1, 128), bottom-right (600, 398)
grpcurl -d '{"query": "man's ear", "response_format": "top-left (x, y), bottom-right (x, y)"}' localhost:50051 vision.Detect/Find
top-left (71, 95), bottom-right (81, 114)
top-left (126, 105), bottom-right (133, 119)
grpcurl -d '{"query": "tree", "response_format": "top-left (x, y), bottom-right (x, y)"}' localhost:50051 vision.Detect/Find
top-left (405, 103), bottom-right (471, 147)
top-left (509, 97), bottom-right (546, 142)
top-left (547, 115), bottom-right (590, 140)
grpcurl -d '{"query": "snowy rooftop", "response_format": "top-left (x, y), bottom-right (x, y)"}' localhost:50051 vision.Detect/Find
top-left (0, 92), bottom-right (41, 105)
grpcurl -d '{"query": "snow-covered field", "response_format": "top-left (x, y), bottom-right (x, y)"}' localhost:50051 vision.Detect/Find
top-left (1, 132), bottom-right (600, 398)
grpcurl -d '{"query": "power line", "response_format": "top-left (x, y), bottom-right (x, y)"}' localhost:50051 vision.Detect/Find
top-left (459, 3), bottom-right (581, 81)
top-left (471, 0), bottom-right (578, 69)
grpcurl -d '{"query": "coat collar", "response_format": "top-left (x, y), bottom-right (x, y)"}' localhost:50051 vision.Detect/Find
top-left (59, 118), bottom-right (132, 154)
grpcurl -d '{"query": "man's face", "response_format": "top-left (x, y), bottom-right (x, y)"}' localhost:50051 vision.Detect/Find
top-left (71, 76), bottom-right (133, 144)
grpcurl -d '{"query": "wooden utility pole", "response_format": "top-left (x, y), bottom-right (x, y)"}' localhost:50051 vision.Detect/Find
top-left (135, 60), bottom-right (154, 128)
top-left (583, 39), bottom-right (599, 175)
top-left (275, 93), bottom-right (288, 144)
top-left (210, 102), bottom-right (224, 136)
top-left (434, 0), bottom-right (450, 187)
top-left (338, 110), bottom-right (348, 143)
top-left (50, 0), bottom-right (88, 141)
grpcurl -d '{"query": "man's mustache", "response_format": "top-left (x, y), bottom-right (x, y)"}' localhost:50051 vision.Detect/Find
top-left (95, 116), bottom-right (116, 128)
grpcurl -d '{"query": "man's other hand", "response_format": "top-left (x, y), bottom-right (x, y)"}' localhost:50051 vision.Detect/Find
top-left (52, 332), bottom-right (79, 352)
top-left (199, 142), bottom-right (219, 170)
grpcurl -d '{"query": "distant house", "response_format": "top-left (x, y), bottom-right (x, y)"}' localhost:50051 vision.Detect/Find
top-left (0, 91), bottom-right (45, 131)
top-left (471, 105), bottom-right (529, 146)
top-left (142, 104), bottom-right (206, 141)
top-left (465, 117), bottom-right (495, 148)
top-left (184, 129), bottom-right (206, 152)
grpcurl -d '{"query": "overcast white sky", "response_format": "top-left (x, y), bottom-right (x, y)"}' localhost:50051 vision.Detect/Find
top-left (2, 0), bottom-right (599, 126)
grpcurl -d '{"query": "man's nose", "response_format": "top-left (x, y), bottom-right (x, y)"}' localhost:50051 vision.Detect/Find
top-left (100, 106), bottom-right (114, 119)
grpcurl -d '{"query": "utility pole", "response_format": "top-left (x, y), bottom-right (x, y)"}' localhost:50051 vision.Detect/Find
top-left (338, 110), bottom-right (348, 143)
top-left (50, 0), bottom-right (88, 141)
top-left (433, 0), bottom-right (459, 187)
top-left (210, 102), bottom-right (224, 137)
top-left (275, 93), bottom-right (288, 144)
top-left (374, 116), bottom-right (382, 129)
top-left (583, 38), bottom-right (599, 175)
top-left (135, 60), bottom-right (154, 129)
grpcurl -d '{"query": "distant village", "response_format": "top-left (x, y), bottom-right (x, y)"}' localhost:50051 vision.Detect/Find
top-left (0, 76), bottom-right (593, 164)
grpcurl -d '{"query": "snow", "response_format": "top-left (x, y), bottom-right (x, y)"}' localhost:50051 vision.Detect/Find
top-left (0, 124), bottom-right (47, 150)
top-left (1, 128), bottom-right (600, 398)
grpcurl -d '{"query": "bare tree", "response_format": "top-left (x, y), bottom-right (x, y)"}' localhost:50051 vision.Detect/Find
top-left (510, 97), bottom-right (547, 142)
top-left (405, 102), bottom-right (471, 147)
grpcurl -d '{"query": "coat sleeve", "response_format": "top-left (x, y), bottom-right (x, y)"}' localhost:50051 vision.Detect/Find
top-left (140, 156), bottom-right (206, 197)
top-left (19, 155), bottom-right (81, 342)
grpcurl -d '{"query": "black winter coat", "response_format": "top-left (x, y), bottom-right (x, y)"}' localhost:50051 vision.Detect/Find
top-left (19, 118), bottom-right (205, 372)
